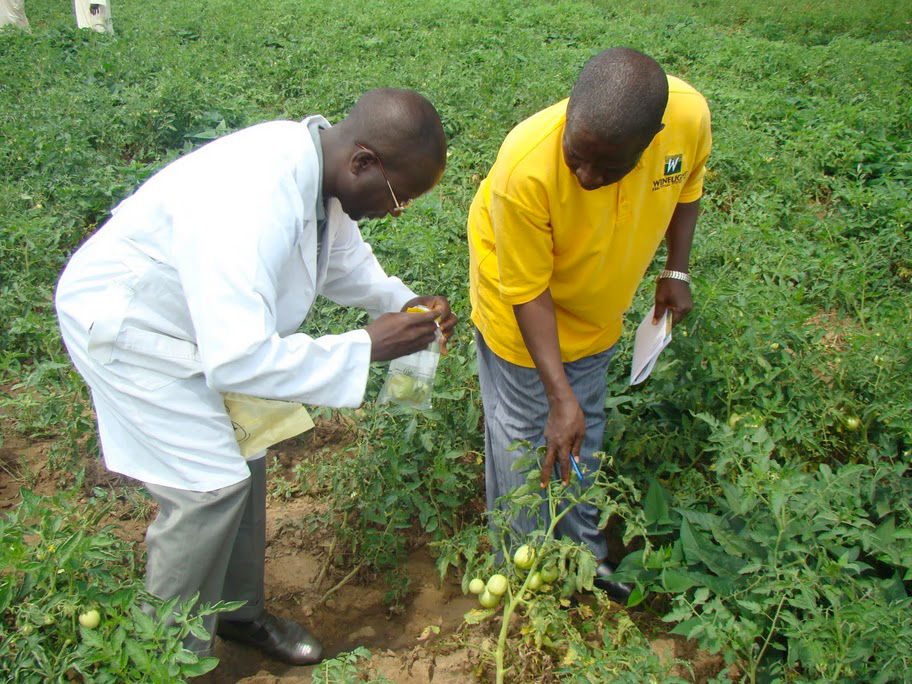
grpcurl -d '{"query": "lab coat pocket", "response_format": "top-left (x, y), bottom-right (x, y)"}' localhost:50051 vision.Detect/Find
top-left (89, 322), bottom-right (202, 392)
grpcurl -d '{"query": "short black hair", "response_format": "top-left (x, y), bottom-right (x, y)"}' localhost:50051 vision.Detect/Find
top-left (347, 88), bottom-right (447, 176)
top-left (566, 48), bottom-right (668, 143)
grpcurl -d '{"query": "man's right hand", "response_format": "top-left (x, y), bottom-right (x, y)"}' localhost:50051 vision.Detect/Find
top-left (541, 393), bottom-right (586, 488)
top-left (365, 310), bottom-right (439, 361)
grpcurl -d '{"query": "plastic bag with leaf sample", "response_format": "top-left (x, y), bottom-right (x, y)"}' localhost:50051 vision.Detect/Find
top-left (377, 306), bottom-right (443, 411)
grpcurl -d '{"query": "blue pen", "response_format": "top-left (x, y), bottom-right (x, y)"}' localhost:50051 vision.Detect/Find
top-left (570, 457), bottom-right (585, 481)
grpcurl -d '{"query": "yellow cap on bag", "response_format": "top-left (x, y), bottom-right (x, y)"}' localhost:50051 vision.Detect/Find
top-left (406, 305), bottom-right (441, 324)
top-left (406, 305), bottom-right (446, 354)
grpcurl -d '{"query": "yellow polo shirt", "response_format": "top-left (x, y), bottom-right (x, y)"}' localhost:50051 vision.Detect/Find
top-left (468, 75), bottom-right (711, 367)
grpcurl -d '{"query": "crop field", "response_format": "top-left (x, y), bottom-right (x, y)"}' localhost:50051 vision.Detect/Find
top-left (1, 0), bottom-right (910, 682)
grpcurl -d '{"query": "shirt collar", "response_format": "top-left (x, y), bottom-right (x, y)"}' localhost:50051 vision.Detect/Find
top-left (305, 117), bottom-right (330, 222)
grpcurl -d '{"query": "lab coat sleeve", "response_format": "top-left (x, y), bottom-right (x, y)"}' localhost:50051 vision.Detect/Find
top-left (319, 205), bottom-right (417, 318)
top-left (171, 168), bottom-right (372, 408)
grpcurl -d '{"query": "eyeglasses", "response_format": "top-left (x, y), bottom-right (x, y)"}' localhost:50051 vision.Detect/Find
top-left (356, 143), bottom-right (411, 214)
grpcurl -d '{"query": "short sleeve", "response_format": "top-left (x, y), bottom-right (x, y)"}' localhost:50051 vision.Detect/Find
top-left (490, 188), bottom-right (554, 305)
top-left (678, 95), bottom-right (713, 203)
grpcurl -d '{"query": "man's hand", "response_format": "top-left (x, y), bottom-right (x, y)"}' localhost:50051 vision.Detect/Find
top-left (365, 310), bottom-right (440, 362)
top-left (401, 295), bottom-right (458, 353)
top-left (654, 278), bottom-right (693, 326)
top-left (541, 393), bottom-right (585, 489)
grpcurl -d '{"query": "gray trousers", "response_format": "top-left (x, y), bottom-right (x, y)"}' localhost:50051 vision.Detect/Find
top-left (144, 456), bottom-right (266, 655)
top-left (475, 328), bottom-right (615, 561)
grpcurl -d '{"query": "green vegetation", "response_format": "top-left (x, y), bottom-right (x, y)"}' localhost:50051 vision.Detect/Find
top-left (1, 0), bottom-right (910, 681)
top-left (0, 490), bottom-right (236, 682)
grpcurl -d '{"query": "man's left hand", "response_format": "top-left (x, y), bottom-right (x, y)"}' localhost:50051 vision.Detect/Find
top-left (402, 295), bottom-right (457, 351)
top-left (653, 279), bottom-right (693, 326)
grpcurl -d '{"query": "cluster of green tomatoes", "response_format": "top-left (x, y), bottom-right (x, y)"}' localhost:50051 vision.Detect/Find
top-left (466, 545), bottom-right (561, 609)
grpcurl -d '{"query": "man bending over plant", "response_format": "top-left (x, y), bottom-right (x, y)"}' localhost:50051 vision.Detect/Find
top-left (55, 88), bottom-right (457, 666)
top-left (468, 47), bottom-right (711, 602)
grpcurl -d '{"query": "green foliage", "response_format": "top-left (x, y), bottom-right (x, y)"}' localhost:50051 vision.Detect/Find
top-left (1, 0), bottom-right (910, 680)
top-left (0, 489), bottom-right (240, 683)
top-left (310, 647), bottom-right (394, 684)
top-left (613, 419), bottom-right (912, 681)
top-left (593, 0), bottom-right (912, 44)
top-left (295, 356), bottom-right (482, 605)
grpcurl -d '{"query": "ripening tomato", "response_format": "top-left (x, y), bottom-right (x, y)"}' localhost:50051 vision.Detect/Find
top-left (513, 545), bottom-right (535, 570)
top-left (478, 590), bottom-right (500, 608)
top-left (540, 564), bottom-right (559, 583)
top-left (486, 574), bottom-right (509, 597)
top-left (78, 610), bottom-right (100, 629)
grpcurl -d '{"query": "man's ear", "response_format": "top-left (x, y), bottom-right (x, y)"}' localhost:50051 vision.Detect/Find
top-left (350, 148), bottom-right (375, 176)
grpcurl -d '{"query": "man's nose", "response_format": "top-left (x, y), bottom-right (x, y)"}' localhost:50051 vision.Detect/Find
top-left (575, 165), bottom-right (603, 190)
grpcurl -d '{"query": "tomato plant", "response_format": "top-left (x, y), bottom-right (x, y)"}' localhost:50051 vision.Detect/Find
top-left (0, 490), bottom-right (241, 683)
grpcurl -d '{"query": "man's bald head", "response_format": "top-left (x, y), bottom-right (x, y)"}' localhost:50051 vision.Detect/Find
top-left (321, 89), bottom-right (447, 220)
top-left (340, 88), bottom-right (447, 179)
top-left (566, 48), bottom-right (668, 144)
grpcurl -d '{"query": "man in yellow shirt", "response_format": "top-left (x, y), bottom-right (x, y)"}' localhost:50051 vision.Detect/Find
top-left (468, 47), bottom-right (711, 600)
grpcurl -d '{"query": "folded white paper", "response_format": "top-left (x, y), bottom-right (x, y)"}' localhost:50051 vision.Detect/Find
top-left (630, 306), bottom-right (672, 385)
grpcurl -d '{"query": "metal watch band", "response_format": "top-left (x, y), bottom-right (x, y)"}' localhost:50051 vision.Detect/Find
top-left (658, 269), bottom-right (692, 284)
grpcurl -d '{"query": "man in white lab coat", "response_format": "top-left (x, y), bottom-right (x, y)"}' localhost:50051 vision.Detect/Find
top-left (55, 88), bottom-right (456, 666)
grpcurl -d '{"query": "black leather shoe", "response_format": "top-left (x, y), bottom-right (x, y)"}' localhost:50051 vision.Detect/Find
top-left (594, 560), bottom-right (633, 604)
top-left (217, 611), bottom-right (323, 666)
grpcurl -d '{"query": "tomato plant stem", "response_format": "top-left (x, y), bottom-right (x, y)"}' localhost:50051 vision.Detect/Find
top-left (319, 561), bottom-right (364, 604)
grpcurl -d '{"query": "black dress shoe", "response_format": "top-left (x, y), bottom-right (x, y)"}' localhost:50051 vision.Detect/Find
top-left (217, 611), bottom-right (323, 666)
top-left (594, 560), bottom-right (633, 604)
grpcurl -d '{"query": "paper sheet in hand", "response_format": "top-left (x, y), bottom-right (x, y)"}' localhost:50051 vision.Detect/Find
top-left (223, 393), bottom-right (314, 459)
top-left (629, 306), bottom-right (672, 385)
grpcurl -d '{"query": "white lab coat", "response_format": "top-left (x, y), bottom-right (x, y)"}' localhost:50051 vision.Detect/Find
top-left (56, 118), bottom-right (416, 491)
top-left (74, 0), bottom-right (112, 33)
top-left (0, 0), bottom-right (29, 29)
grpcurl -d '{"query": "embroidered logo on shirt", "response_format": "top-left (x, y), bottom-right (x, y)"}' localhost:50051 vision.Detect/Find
top-left (664, 155), bottom-right (683, 176)
top-left (653, 154), bottom-right (687, 191)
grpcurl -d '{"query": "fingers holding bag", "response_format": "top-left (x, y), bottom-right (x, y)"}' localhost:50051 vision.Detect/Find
top-left (365, 310), bottom-right (439, 362)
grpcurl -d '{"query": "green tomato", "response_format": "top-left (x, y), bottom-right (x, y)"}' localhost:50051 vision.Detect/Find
top-left (513, 544), bottom-right (535, 570)
top-left (78, 609), bottom-right (100, 629)
top-left (479, 590), bottom-right (500, 608)
top-left (727, 413), bottom-right (742, 429)
top-left (410, 382), bottom-right (431, 404)
top-left (527, 572), bottom-right (543, 591)
top-left (540, 564), bottom-right (559, 583)
top-left (388, 374), bottom-right (415, 400)
top-left (743, 414), bottom-right (764, 429)
top-left (845, 416), bottom-right (861, 431)
top-left (468, 578), bottom-right (486, 595)
top-left (486, 574), bottom-right (509, 597)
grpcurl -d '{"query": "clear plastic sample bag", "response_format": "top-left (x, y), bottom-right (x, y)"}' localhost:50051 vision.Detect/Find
top-left (378, 307), bottom-right (443, 411)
